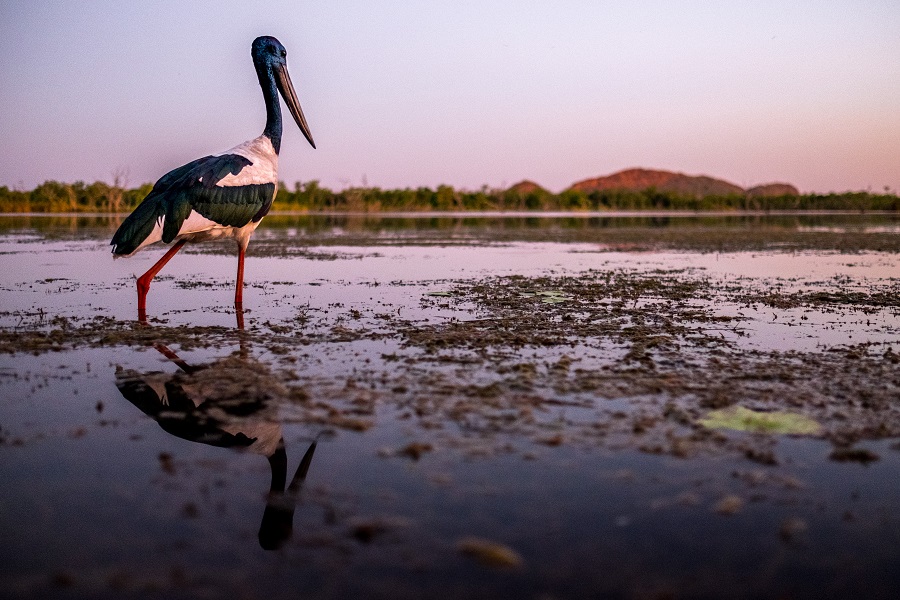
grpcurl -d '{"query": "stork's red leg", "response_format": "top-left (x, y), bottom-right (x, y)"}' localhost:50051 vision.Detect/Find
top-left (234, 244), bottom-right (248, 330)
top-left (235, 305), bottom-right (245, 331)
top-left (136, 240), bottom-right (186, 321)
top-left (235, 244), bottom-right (246, 308)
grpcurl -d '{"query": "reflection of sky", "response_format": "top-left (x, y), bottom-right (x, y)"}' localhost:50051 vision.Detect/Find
top-left (5, 340), bottom-right (900, 598)
top-left (1, 1), bottom-right (899, 193)
top-left (0, 232), bottom-right (896, 353)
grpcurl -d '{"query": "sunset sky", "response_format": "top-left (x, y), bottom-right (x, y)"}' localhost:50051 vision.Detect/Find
top-left (1, 1), bottom-right (898, 193)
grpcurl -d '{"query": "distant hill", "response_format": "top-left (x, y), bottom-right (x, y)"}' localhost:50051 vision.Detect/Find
top-left (509, 171), bottom-right (803, 199)
top-left (746, 183), bottom-right (800, 197)
top-left (566, 168), bottom-right (799, 198)
top-left (507, 180), bottom-right (549, 195)
top-left (569, 168), bottom-right (744, 197)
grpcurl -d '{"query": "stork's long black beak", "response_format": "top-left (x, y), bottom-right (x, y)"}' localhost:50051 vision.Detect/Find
top-left (276, 64), bottom-right (316, 149)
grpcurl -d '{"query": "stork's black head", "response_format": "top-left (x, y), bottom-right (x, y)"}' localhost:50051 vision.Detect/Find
top-left (252, 36), bottom-right (287, 66)
top-left (252, 36), bottom-right (316, 150)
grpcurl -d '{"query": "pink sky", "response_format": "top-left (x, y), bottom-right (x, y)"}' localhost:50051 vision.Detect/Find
top-left (1, 1), bottom-right (898, 193)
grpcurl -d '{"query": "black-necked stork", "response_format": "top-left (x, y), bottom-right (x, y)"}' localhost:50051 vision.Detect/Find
top-left (111, 36), bottom-right (315, 321)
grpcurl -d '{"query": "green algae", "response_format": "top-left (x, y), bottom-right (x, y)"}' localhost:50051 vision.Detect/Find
top-left (700, 406), bottom-right (822, 435)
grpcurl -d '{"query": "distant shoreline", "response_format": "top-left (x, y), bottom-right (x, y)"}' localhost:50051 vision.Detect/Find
top-left (5, 176), bottom-right (899, 215)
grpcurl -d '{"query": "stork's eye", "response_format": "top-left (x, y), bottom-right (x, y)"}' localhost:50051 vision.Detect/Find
top-left (280, 50), bottom-right (286, 58)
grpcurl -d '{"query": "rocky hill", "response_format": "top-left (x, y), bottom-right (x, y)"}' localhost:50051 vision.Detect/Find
top-left (746, 183), bottom-right (800, 197)
top-left (507, 180), bottom-right (549, 196)
top-left (543, 168), bottom-right (800, 198)
top-left (568, 168), bottom-right (744, 197)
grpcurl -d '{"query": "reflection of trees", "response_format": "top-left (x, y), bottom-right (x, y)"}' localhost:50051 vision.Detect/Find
top-left (115, 344), bottom-right (316, 550)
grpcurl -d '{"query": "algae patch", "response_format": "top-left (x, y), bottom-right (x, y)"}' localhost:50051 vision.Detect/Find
top-left (519, 289), bottom-right (574, 304)
top-left (700, 406), bottom-right (822, 435)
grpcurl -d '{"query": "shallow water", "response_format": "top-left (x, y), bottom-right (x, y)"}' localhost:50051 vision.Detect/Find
top-left (1, 213), bottom-right (899, 599)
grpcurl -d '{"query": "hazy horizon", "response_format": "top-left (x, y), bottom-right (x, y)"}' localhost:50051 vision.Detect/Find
top-left (1, 1), bottom-right (898, 194)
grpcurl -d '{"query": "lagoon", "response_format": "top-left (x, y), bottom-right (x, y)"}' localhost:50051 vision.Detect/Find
top-left (1, 213), bottom-right (898, 598)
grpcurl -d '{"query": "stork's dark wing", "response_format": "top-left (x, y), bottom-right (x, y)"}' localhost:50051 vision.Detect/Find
top-left (111, 154), bottom-right (275, 255)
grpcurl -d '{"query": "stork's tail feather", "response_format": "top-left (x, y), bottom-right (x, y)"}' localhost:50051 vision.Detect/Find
top-left (111, 195), bottom-right (165, 256)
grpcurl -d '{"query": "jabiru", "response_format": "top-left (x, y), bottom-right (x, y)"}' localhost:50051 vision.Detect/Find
top-left (111, 36), bottom-right (315, 322)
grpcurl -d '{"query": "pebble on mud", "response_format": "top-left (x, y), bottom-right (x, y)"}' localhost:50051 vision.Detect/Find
top-left (829, 447), bottom-right (880, 464)
top-left (348, 516), bottom-right (409, 543)
top-left (457, 537), bottom-right (524, 569)
top-left (158, 452), bottom-right (176, 475)
top-left (398, 442), bottom-right (434, 460)
top-left (714, 495), bottom-right (744, 515)
top-left (779, 517), bottom-right (808, 541)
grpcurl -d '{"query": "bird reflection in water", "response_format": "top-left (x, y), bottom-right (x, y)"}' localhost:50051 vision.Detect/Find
top-left (115, 343), bottom-right (316, 550)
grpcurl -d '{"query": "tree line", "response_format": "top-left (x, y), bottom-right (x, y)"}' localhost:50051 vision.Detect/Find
top-left (1, 180), bottom-right (897, 213)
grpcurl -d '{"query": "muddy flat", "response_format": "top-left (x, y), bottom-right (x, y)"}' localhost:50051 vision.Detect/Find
top-left (1, 213), bottom-right (898, 599)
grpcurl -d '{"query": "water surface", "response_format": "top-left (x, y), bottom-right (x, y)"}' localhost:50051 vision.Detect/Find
top-left (1, 213), bottom-right (898, 599)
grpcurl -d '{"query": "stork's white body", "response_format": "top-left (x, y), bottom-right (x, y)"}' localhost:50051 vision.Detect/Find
top-left (125, 136), bottom-right (279, 256)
